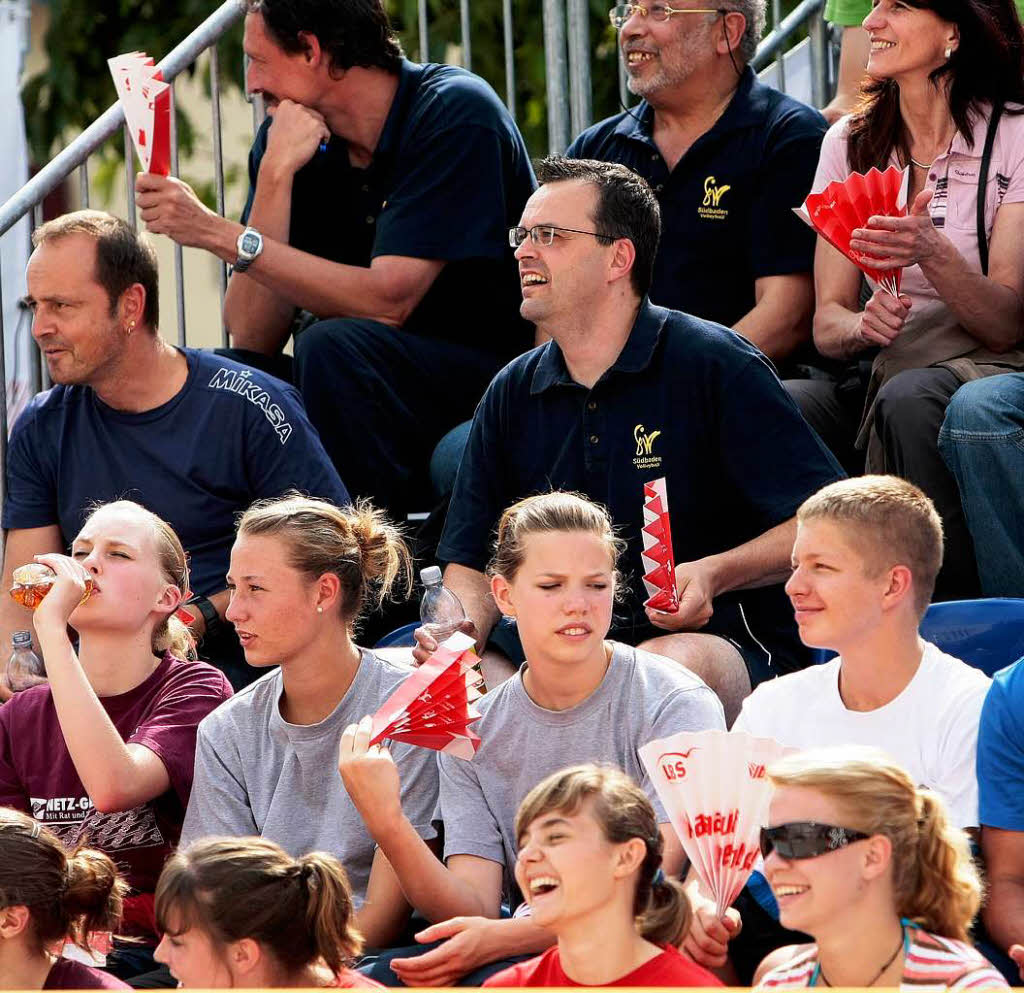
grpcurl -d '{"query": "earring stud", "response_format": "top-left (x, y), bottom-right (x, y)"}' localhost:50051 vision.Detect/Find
top-left (317, 606), bottom-right (323, 614)
top-left (944, 45), bottom-right (952, 58)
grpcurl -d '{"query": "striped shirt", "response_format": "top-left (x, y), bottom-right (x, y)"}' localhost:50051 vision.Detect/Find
top-left (759, 925), bottom-right (1008, 990)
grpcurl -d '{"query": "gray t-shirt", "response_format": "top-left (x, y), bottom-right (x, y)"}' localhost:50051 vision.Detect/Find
top-left (438, 641), bottom-right (725, 898)
top-left (181, 649), bottom-right (438, 906)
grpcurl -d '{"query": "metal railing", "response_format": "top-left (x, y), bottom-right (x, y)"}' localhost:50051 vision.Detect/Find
top-left (0, 0), bottom-right (834, 502)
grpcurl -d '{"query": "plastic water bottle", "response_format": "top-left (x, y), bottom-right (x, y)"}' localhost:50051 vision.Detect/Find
top-left (6, 631), bottom-right (45, 693)
top-left (419, 566), bottom-right (466, 644)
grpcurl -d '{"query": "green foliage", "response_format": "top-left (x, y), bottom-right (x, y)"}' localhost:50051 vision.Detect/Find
top-left (21, 0), bottom-right (244, 164)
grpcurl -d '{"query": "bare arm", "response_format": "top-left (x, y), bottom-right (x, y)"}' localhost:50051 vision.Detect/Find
top-left (222, 155), bottom-right (298, 354)
top-left (32, 556), bottom-right (171, 812)
top-left (811, 236), bottom-right (872, 360)
top-left (356, 847), bottom-right (430, 949)
top-left (733, 274), bottom-right (814, 362)
top-left (703, 517), bottom-right (797, 593)
top-left (981, 826), bottom-right (1024, 952)
top-left (443, 564), bottom-right (501, 647)
top-left (0, 526), bottom-right (64, 700)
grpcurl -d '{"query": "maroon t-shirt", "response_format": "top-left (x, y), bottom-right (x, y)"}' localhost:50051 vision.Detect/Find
top-left (0, 653), bottom-right (232, 935)
top-left (44, 958), bottom-right (131, 989)
top-left (484, 943), bottom-right (723, 987)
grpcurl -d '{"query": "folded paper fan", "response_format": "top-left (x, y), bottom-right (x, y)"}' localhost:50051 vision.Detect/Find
top-left (640, 730), bottom-right (792, 917)
top-left (108, 52), bottom-right (171, 175)
top-left (641, 477), bottom-right (679, 613)
top-left (369, 631), bottom-right (483, 759)
top-left (796, 165), bottom-right (909, 296)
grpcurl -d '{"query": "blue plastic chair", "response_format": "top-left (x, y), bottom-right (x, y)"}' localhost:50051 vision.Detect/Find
top-left (373, 621), bottom-right (419, 649)
top-left (813, 598), bottom-right (1024, 675)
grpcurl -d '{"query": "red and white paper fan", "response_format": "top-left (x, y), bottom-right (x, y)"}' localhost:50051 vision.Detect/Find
top-left (108, 52), bottom-right (171, 176)
top-left (641, 477), bottom-right (679, 613)
top-left (796, 166), bottom-right (909, 296)
top-left (369, 631), bottom-right (483, 760)
top-left (640, 729), bottom-right (791, 917)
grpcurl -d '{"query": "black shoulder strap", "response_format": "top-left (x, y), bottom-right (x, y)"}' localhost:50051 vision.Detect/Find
top-left (978, 102), bottom-right (1004, 276)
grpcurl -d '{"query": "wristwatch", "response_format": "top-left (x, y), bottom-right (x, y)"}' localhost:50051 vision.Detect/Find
top-left (234, 226), bottom-right (264, 272)
top-left (186, 594), bottom-right (222, 642)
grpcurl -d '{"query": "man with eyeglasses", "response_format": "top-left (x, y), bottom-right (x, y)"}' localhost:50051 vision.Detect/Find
top-left (567, 0), bottom-right (825, 370)
top-left (429, 158), bottom-right (842, 728)
top-left (134, 0), bottom-right (535, 522)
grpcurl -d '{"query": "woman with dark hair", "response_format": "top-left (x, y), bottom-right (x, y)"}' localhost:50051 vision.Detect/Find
top-left (0, 808), bottom-right (130, 990)
top-left (154, 837), bottom-right (383, 988)
top-left (787, 0), bottom-right (1024, 598)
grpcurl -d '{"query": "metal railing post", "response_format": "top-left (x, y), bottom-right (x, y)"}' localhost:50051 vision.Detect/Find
top-left (566, 0), bottom-right (592, 138)
top-left (418, 0), bottom-right (429, 63)
top-left (210, 45), bottom-right (229, 340)
top-left (542, 0), bottom-right (571, 153)
top-left (459, 0), bottom-right (472, 69)
top-left (123, 126), bottom-right (137, 230)
top-left (502, 0), bottom-right (516, 118)
top-left (78, 162), bottom-right (89, 209)
top-left (168, 81), bottom-right (187, 346)
top-left (808, 9), bottom-right (830, 109)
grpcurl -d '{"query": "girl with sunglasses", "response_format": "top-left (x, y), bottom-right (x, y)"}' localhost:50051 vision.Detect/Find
top-left (756, 746), bottom-right (1006, 989)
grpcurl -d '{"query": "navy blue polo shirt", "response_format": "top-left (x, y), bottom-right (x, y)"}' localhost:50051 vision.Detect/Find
top-left (567, 68), bottom-right (825, 329)
top-left (439, 300), bottom-right (844, 673)
top-left (242, 59), bottom-right (536, 359)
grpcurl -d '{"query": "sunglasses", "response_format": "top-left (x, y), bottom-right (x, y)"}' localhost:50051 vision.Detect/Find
top-left (759, 822), bottom-right (871, 860)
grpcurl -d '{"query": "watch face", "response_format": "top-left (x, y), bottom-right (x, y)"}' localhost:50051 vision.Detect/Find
top-left (241, 232), bottom-right (261, 255)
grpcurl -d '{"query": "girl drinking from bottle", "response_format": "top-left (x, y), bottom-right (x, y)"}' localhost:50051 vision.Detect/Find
top-left (180, 494), bottom-right (439, 950)
top-left (338, 491), bottom-right (724, 986)
top-left (0, 500), bottom-right (233, 977)
top-left (0, 808), bottom-right (129, 990)
top-left (154, 837), bottom-right (383, 988)
top-left (756, 746), bottom-right (1006, 988)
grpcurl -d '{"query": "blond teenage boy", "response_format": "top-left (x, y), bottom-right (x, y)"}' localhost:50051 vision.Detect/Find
top-left (733, 475), bottom-right (989, 830)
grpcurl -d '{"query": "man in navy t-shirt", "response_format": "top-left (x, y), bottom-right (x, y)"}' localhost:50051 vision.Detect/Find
top-left (433, 159), bottom-right (842, 725)
top-left (135, 0), bottom-right (536, 519)
top-left (1, 211), bottom-right (349, 690)
top-left (567, 0), bottom-right (825, 368)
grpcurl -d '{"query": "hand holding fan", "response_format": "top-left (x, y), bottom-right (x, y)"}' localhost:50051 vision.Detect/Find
top-left (641, 477), bottom-right (679, 613)
top-left (369, 631), bottom-right (483, 760)
top-left (108, 52), bottom-right (171, 175)
top-left (640, 729), bottom-right (791, 917)
top-left (796, 165), bottom-right (909, 296)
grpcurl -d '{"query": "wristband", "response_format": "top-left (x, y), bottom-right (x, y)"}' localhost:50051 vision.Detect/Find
top-left (186, 594), bottom-right (222, 642)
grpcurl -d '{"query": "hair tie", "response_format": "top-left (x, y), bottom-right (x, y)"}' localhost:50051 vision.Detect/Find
top-left (29, 820), bottom-right (41, 840)
top-left (301, 861), bottom-right (316, 882)
top-left (652, 868), bottom-right (666, 886)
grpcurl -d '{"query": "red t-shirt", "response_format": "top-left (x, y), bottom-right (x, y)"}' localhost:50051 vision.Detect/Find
top-left (484, 943), bottom-right (723, 987)
top-left (44, 958), bottom-right (131, 990)
top-left (0, 653), bottom-right (232, 936)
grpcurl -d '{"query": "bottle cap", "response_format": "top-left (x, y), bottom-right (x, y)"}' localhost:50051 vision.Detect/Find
top-left (420, 565), bottom-right (442, 586)
top-left (12, 630), bottom-right (32, 647)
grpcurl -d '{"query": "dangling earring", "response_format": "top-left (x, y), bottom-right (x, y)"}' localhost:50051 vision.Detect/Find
top-left (126, 320), bottom-right (136, 336)
top-left (944, 45), bottom-right (952, 59)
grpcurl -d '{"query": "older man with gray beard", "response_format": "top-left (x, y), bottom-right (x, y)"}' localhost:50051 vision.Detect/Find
top-left (568, 0), bottom-right (826, 373)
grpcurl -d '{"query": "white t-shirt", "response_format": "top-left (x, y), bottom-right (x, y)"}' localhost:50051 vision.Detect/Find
top-left (733, 642), bottom-right (989, 827)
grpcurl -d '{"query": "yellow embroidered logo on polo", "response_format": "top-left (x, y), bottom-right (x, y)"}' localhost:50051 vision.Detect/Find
top-left (698, 176), bottom-right (731, 220)
top-left (633, 423), bottom-right (664, 469)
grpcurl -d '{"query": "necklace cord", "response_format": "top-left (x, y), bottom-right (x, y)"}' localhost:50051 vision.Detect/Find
top-left (817, 931), bottom-right (905, 988)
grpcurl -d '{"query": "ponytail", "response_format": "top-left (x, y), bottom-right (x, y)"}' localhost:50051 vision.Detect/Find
top-left (637, 872), bottom-right (691, 946)
top-left (298, 853), bottom-right (363, 974)
top-left (237, 493), bottom-right (412, 627)
top-left (62, 846), bottom-right (130, 951)
top-left (153, 612), bottom-right (197, 661)
top-left (156, 838), bottom-right (363, 979)
top-left (0, 810), bottom-right (126, 954)
top-left (901, 790), bottom-right (980, 941)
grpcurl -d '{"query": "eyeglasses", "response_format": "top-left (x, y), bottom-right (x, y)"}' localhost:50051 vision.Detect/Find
top-left (759, 822), bottom-right (872, 860)
top-left (609, 2), bottom-right (728, 28)
top-left (508, 224), bottom-right (618, 248)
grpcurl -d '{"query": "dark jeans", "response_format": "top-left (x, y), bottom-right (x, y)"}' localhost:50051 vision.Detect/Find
top-left (357, 938), bottom-right (532, 987)
top-left (785, 367), bottom-right (981, 600)
top-left (293, 320), bottom-right (507, 521)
